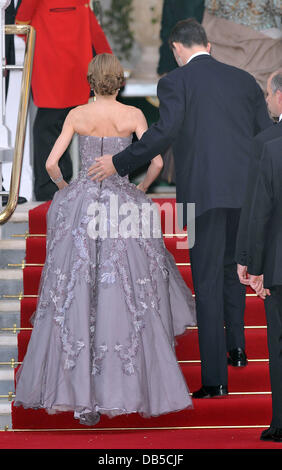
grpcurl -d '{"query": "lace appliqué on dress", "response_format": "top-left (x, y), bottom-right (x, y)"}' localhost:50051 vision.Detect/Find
top-left (112, 237), bottom-right (170, 375)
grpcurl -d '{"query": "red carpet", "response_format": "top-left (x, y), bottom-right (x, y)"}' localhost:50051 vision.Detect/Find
top-left (2, 428), bottom-right (282, 450)
top-left (9, 198), bottom-right (278, 449)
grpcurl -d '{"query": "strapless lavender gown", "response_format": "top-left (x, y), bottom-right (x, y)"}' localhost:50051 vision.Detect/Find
top-left (14, 135), bottom-right (196, 425)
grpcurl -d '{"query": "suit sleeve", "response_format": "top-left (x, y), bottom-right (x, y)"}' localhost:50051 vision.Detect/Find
top-left (112, 73), bottom-right (186, 176)
top-left (247, 145), bottom-right (274, 276)
top-left (15, 0), bottom-right (38, 24)
top-left (89, 10), bottom-right (112, 54)
top-left (254, 82), bottom-right (272, 135)
top-left (235, 137), bottom-right (264, 265)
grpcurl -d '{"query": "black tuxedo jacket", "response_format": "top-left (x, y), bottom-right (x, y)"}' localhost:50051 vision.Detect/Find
top-left (235, 120), bottom-right (282, 265)
top-left (247, 136), bottom-right (282, 288)
top-left (113, 55), bottom-right (272, 224)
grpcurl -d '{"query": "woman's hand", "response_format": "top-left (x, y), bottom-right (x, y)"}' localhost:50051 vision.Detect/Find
top-left (57, 180), bottom-right (69, 190)
top-left (136, 181), bottom-right (148, 193)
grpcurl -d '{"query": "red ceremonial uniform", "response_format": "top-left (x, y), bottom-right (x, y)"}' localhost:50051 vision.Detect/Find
top-left (16, 0), bottom-right (112, 108)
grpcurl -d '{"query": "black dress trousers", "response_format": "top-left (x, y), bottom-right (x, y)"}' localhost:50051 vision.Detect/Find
top-left (189, 208), bottom-right (246, 387)
top-left (33, 107), bottom-right (73, 201)
top-left (264, 286), bottom-right (282, 428)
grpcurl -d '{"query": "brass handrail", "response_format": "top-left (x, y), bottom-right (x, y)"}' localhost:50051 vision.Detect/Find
top-left (0, 25), bottom-right (36, 224)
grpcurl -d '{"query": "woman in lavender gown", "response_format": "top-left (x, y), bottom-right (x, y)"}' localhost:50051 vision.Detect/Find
top-left (14, 53), bottom-right (196, 426)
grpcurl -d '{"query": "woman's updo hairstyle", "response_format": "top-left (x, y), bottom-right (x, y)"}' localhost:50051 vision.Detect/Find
top-left (87, 53), bottom-right (125, 96)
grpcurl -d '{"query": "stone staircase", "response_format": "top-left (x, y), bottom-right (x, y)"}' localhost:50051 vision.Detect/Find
top-left (0, 201), bottom-right (42, 430)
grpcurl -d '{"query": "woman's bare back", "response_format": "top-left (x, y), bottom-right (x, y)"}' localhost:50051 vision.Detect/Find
top-left (69, 99), bottom-right (148, 139)
top-left (45, 93), bottom-right (162, 193)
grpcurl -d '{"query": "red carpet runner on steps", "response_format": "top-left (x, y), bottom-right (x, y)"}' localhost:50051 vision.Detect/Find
top-left (10, 198), bottom-right (278, 448)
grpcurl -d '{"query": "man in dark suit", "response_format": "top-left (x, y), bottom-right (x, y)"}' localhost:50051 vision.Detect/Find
top-left (236, 69), bottom-right (282, 283)
top-left (247, 135), bottom-right (282, 442)
top-left (88, 19), bottom-right (272, 398)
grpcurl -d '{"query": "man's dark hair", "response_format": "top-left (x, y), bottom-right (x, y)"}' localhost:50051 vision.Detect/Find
top-left (169, 18), bottom-right (208, 49)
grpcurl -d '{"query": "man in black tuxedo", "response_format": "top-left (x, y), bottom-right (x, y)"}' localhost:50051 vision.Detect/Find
top-left (247, 134), bottom-right (282, 442)
top-left (88, 19), bottom-right (272, 398)
top-left (236, 69), bottom-right (282, 282)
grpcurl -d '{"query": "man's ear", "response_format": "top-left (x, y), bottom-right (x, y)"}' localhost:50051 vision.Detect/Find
top-left (172, 42), bottom-right (181, 54)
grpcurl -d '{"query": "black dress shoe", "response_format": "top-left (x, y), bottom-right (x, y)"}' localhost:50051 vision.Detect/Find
top-left (192, 385), bottom-right (228, 399)
top-left (260, 426), bottom-right (282, 442)
top-left (227, 348), bottom-right (247, 367)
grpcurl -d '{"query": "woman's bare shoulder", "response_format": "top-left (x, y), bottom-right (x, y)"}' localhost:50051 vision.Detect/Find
top-left (122, 103), bottom-right (144, 114)
top-left (69, 103), bottom-right (92, 119)
top-left (65, 104), bottom-right (95, 130)
top-left (121, 104), bottom-right (146, 122)
top-left (64, 105), bottom-right (83, 123)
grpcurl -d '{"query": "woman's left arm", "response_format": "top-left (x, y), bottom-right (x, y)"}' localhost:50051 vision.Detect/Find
top-left (45, 111), bottom-right (75, 189)
top-left (134, 109), bottom-right (163, 192)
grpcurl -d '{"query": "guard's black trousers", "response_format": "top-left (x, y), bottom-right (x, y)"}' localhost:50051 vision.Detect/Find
top-left (33, 107), bottom-right (73, 201)
top-left (189, 208), bottom-right (246, 387)
top-left (264, 286), bottom-right (282, 428)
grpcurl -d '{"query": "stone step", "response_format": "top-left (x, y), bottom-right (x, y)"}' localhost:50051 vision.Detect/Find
top-left (0, 268), bottom-right (23, 280)
top-left (0, 335), bottom-right (17, 347)
top-left (0, 313), bottom-right (20, 330)
top-left (0, 368), bottom-right (14, 380)
top-left (0, 201), bottom-right (42, 224)
top-left (0, 402), bottom-right (12, 430)
top-left (0, 368), bottom-right (14, 381)
top-left (0, 402), bottom-right (12, 413)
top-left (0, 334), bottom-right (18, 363)
top-left (0, 300), bottom-right (21, 330)
top-left (0, 369), bottom-right (14, 396)
top-left (0, 300), bottom-right (20, 312)
top-left (0, 239), bottom-right (26, 250)
top-left (0, 279), bottom-right (23, 296)
top-left (0, 238), bottom-right (26, 269)
top-left (1, 225), bottom-right (28, 241)
top-left (0, 269), bottom-right (23, 302)
top-left (0, 204), bottom-right (29, 430)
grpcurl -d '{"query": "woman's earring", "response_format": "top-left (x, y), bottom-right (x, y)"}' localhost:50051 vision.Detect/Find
top-left (91, 89), bottom-right (96, 102)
